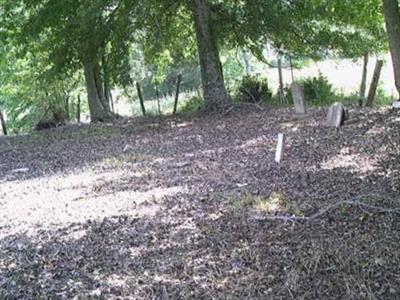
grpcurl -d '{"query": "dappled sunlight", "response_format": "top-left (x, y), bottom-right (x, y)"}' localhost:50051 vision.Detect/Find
top-left (321, 153), bottom-right (378, 175)
top-left (229, 192), bottom-right (291, 214)
top-left (236, 136), bottom-right (272, 150)
top-left (0, 167), bottom-right (186, 238)
top-left (1, 108), bottom-right (399, 299)
top-left (254, 193), bottom-right (285, 213)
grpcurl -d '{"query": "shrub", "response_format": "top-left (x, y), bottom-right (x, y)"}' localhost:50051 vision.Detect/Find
top-left (236, 75), bottom-right (273, 104)
top-left (374, 85), bottom-right (393, 106)
top-left (179, 96), bottom-right (204, 114)
top-left (301, 74), bottom-right (335, 105)
top-left (284, 74), bottom-right (337, 106)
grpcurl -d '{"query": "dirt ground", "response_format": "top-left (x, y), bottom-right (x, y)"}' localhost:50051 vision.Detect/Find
top-left (0, 107), bottom-right (399, 299)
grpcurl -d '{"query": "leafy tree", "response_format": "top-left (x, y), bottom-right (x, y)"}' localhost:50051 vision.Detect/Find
top-left (138, 0), bottom-right (387, 110)
top-left (1, 0), bottom-right (390, 124)
top-left (383, 0), bottom-right (400, 96)
top-left (5, 0), bottom-right (138, 121)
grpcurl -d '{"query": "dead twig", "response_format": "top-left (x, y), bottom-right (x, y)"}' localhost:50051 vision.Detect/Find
top-left (256, 200), bottom-right (400, 223)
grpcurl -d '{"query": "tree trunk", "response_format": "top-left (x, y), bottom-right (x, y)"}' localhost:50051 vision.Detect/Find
top-left (102, 54), bottom-right (113, 113)
top-left (77, 95), bottom-right (81, 123)
top-left (156, 86), bottom-right (161, 116)
top-left (383, 0), bottom-right (400, 96)
top-left (109, 90), bottom-right (115, 114)
top-left (136, 82), bottom-right (146, 116)
top-left (83, 59), bottom-right (113, 122)
top-left (359, 51), bottom-right (369, 106)
top-left (278, 53), bottom-right (284, 105)
top-left (366, 59), bottom-right (384, 107)
top-left (65, 95), bottom-right (70, 121)
top-left (173, 74), bottom-right (182, 115)
top-left (93, 59), bottom-right (112, 115)
top-left (0, 109), bottom-right (7, 136)
top-left (190, 0), bottom-right (231, 110)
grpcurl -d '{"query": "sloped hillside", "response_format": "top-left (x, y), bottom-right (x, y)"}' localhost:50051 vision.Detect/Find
top-left (0, 107), bottom-right (399, 299)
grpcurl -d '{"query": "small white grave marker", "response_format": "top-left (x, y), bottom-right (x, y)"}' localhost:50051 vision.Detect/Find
top-left (275, 133), bottom-right (285, 163)
top-left (392, 100), bottom-right (400, 109)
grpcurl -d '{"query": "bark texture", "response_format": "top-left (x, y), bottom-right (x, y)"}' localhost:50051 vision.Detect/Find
top-left (0, 109), bottom-right (7, 136)
top-left (366, 59), bottom-right (384, 107)
top-left (359, 51), bottom-right (369, 105)
top-left (136, 82), bottom-right (146, 116)
top-left (173, 74), bottom-right (182, 115)
top-left (278, 53), bottom-right (284, 105)
top-left (83, 59), bottom-right (113, 122)
top-left (383, 0), bottom-right (400, 95)
top-left (190, 0), bottom-right (231, 110)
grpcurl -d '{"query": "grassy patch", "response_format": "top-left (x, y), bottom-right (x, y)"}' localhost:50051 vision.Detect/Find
top-left (229, 192), bottom-right (303, 215)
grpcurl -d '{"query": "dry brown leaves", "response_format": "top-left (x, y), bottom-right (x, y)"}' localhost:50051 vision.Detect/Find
top-left (0, 107), bottom-right (399, 299)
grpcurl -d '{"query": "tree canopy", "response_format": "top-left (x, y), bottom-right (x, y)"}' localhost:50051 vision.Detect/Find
top-left (0, 0), bottom-right (390, 128)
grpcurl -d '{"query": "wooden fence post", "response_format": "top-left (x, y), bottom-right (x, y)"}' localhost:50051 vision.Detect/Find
top-left (173, 74), bottom-right (182, 115)
top-left (366, 59), bottom-right (384, 107)
top-left (77, 95), bottom-right (81, 123)
top-left (156, 86), bottom-right (161, 116)
top-left (136, 82), bottom-right (146, 116)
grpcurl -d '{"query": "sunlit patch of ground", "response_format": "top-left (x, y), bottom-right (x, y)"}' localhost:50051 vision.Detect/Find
top-left (0, 167), bottom-right (186, 238)
top-left (0, 107), bottom-right (399, 299)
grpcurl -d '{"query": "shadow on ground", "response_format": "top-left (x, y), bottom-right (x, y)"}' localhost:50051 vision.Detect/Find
top-left (1, 107), bottom-right (400, 299)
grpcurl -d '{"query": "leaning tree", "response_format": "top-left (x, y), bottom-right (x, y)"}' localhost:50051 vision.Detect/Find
top-left (137, 0), bottom-right (386, 110)
top-left (383, 0), bottom-right (400, 96)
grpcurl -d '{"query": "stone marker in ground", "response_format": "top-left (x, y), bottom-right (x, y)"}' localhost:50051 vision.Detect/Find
top-left (275, 133), bottom-right (285, 163)
top-left (326, 102), bottom-right (348, 128)
top-left (392, 100), bottom-right (400, 109)
top-left (291, 82), bottom-right (307, 116)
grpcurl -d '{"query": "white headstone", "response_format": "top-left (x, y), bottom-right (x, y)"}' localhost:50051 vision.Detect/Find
top-left (275, 133), bottom-right (285, 163)
top-left (291, 82), bottom-right (307, 115)
top-left (392, 100), bottom-right (400, 109)
top-left (326, 102), bottom-right (347, 128)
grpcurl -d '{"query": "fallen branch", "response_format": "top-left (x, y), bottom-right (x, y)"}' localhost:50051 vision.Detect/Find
top-left (256, 200), bottom-right (400, 223)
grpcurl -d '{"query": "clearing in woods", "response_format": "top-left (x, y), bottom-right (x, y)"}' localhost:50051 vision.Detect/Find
top-left (0, 107), bottom-right (399, 299)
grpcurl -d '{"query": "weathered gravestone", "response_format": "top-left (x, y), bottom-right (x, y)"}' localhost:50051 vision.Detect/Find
top-left (291, 82), bottom-right (307, 116)
top-left (392, 100), bottom-right (400, 109)
top-left (275, 133), bottom-right (285, 163)
top-left (326, 102), bottom-right (348, 128)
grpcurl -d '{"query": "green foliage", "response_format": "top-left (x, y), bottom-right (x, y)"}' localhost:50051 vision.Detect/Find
top-left (235, 75), bottom-right (272, 104)
top-left (221, 51), bottom-right (247, 92)
top-left (284, 75), bottom-right (336, 105)
top-left (179, 96), bottom-right (204, 115)
top-left (0, 0), bottom-right (390, 131)
top-left (302, 74), bottom-right (336, 105)
top-left (374, 85), bottom-right (394, 106)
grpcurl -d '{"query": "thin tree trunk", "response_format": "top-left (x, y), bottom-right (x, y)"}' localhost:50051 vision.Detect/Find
top-left (136, 82), bottom-right (146, 116)
top-left (366, 59), bottom-right (384, 107)
top-left (156, 86), bottom-right (161, 116)
top-left (173, 74), bottom-right (182, 115)
top-left (190, 0), bottom-right (231, 111)
top-left (359, 51), bottom-right (369, 106)
top-left (65, 95), bottom-right (70, 121)
top-left (93, 59), bottom-right (112, 115)
top-left (0, 109), bottom-right (7, 136)
top-left (277, 52), bottom-right (284, 105)
top-left (102, 54), bottom-right (113, 114)
top-left (83, 59), bottom-right (113, 122)
top-left (383, 0), bottom-right (400, 96)
top-left (77, 95), bottom-right (81, 123)
top-left (109, 90), bottom-right (115, 114)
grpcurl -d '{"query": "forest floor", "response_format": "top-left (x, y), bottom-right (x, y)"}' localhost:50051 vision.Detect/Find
top-left (0, 106), bottom-right (399, 299)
